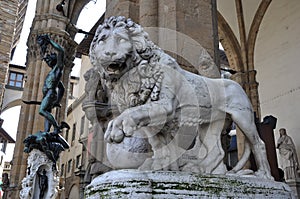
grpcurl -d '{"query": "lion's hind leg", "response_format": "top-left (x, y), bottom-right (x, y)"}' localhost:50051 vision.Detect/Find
top-left (229, 109), bottom-right (273, 180)
top-left (181, 121), bottom-right (227, 174)
top-left (198, 120), bottom-right (227, 174)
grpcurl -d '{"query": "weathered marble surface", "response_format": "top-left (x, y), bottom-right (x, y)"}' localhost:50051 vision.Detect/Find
top-left (85, 170), bottom-right (295, 199)
top-left (20, 149), bottom-right (59, 199)
top-left (89, 16), bottom-right (272, 180)
top-left (106, 133), bottom-right (152, 169)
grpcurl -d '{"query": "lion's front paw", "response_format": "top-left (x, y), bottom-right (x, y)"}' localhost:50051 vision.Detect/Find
top-left (111, 129), bottom-right (125, 143)
top-left (104, 120), bottom-right (125, 143)
top-left (122, 116), bottom-right (136, 137)
top-left (104, 114), bottom-right (138, 143)
top-left (104, 121), bottom-right (113, 142)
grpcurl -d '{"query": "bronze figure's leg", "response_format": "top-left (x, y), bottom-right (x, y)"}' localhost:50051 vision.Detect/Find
top-left (54, 81), bottom-right (65, 107)
top-left (39, 89), bottom-right (59, 133)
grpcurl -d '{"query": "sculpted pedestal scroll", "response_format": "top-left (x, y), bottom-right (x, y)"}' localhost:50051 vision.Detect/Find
top-left (84, 16), bottom-right (295, 198)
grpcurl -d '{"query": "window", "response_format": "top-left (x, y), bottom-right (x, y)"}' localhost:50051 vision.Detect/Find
top-left (67, 160), bottom-right (72, 173)
top-left (72, 123), bottom-right (76, 142)
top-left (80, 116), bottom-right (85, 135)
top-left (61, 164), bottom-right (65, 176)
top-left (1, 141), bottom-right (7, 153)
top-left (76, 155), bottom-right (81, 168)
top-left (8, 72), bottom-right (24, 88)
top-left (69, 82), bottom-right (74, 99)
top-left (65, 129), bottom-right (69, 142)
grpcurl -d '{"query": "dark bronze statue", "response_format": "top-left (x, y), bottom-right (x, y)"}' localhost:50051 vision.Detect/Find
top-left (23, 130), bottom-right (69, 168)
top-left (2, 173), bottom-right (9, 198)
top-left (38, 169), bottom-right (48, 199)
top-left (23, 34), bottom-right (70, 170)
top-left (37, 34), bottom-right (69, 133)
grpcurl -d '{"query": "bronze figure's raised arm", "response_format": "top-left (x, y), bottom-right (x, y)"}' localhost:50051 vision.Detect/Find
top-left (37, 34), bottom-right (69, 133)
top-left (23, 35), bottom-right (70, 170)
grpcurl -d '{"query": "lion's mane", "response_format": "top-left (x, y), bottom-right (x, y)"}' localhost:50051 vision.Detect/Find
top-left (89, 16), bottom-right (164, 111)
top-left (90, 16), bottom-right (160, 72)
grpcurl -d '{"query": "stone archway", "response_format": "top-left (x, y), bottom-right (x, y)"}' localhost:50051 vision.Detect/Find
top-left (68, 184), bottom-right (80, 199)
top-left (217, 0), bottom-right (272, 116)
top-left (217, 11), bottom-right (243, 74)
top-left (1, 99), bottom-right (22, 113)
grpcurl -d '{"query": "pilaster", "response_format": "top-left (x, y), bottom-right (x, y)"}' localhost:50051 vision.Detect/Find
top-left (139, 0), bottom-right (158, 44)
top-left (143, 0), bottom-right (220, 77)
top-left (105, 0), bottom-right (140, 22)
top-left (106, 0), bottom-right (220, 77)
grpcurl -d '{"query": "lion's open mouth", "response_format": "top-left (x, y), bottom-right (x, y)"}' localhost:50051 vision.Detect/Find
top-left (106, 62), bottom-right (127, 75)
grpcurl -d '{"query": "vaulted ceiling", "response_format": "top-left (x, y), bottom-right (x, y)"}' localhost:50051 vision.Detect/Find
top-left (217, 0), bottom-right (272, 73)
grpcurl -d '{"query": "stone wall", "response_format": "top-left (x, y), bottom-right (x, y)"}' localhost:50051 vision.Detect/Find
top-left (255, 0), bottom-right (300, 163)
top-left (106, 0), bottom-right (220, 78)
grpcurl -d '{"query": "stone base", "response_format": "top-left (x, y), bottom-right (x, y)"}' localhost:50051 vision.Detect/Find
top-left (85, 169), bottom-right (295, 199)
top-left (286, 179), bottom-right (300, 198)
top-left (20, 149), bottom-right (59, 199)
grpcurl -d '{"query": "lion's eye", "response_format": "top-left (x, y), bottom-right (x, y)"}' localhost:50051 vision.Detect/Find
top-left (98, 35), bottom-right (106, 43)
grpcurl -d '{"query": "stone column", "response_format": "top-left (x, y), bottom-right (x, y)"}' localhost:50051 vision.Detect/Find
top-left (106, 0), bottom-right (220, 77)
top-left (105, 0), bottom-right (140, 22)
top-left (8, 1), bottom-right (77, 197)
top-left (139, 0), bottom-right (158, 44)
top-left (246, 70), bottom-right (260, 118)
top-left (158, 0), bottom-right (220, 77)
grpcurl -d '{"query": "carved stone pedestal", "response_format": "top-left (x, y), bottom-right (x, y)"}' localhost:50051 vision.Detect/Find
top-left (85, 170), bottom-right (295, 199)
top-left (286, 179), bottom-right (300, 199)
top-left (20, 149), bottom-right (59, 199)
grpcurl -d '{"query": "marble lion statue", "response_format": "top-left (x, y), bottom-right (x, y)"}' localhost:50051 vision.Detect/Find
top-left (89, 16), bottom-right (273, 180)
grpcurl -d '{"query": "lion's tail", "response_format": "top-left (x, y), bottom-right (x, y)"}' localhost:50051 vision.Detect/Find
top-left (230, 139), bottom-right (251, 172)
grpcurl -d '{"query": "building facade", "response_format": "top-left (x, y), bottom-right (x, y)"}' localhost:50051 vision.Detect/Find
top-left (0, 0), bottom-right (28, 112)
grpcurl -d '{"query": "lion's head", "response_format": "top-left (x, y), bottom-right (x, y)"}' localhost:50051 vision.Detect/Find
top-left (90, 16), bottom-right (159, 81)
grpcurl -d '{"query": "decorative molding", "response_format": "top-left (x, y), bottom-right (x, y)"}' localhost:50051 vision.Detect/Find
top-left (20, 149), bottom-right (59, 199)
